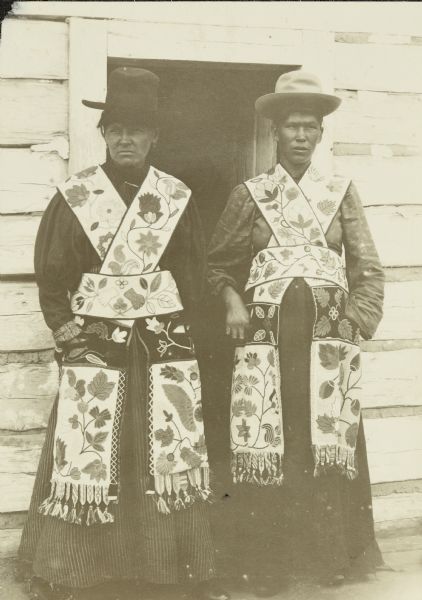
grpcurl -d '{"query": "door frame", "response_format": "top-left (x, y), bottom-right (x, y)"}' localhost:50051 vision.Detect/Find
top-left (68, 17), bottom-right (335, 173)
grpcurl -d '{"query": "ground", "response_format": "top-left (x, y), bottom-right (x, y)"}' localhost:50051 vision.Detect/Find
top-left (1, 535), bottom-right (421, 600)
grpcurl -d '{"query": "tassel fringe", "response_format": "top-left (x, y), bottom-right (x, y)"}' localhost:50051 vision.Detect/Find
top-left (38, 480), bottom-right (115, 526)
top-left (313, 444), bottom-right (358, 480)
top-left (232, 446), bottom-right (358, 486)
top-left (231, 452), bottom-right (284, 486)
top-left (153, 467), bottom-right (212, 515)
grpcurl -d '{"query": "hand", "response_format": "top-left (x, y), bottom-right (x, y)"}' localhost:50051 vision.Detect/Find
top-left (59, 333), bottom-right (89, 356)
top-left (222, 286), bottom-right (250, 341)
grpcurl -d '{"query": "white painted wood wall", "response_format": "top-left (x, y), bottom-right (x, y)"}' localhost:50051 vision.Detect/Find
top-left (1, 2), bottom-right (422, 557)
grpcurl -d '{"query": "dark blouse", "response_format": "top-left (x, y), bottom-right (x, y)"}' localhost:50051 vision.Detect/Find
top-left (34, 160), bottom-right (206, 336)
top-left (207, 177), bottom-right (384, 340)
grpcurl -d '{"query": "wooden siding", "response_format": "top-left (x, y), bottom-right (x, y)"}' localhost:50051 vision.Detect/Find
top-left (333, 154), bottom-right (422, 207)
top-left (0, 148), bottom-right (67, 214)
top-left (107, 19), bottom-right (303, 65)
top-left (0, 80), bottom-right (68, 146)
top-left (0, 18), bottom-right (68, 79)
top-left (11, 2), bottom-right (422, 36)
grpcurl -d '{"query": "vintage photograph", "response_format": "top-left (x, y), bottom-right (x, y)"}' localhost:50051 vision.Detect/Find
top-left (0, 2), bottom-right (421, 600)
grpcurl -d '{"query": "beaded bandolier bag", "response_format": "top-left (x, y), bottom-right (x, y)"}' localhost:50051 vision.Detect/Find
top-left (39, 165), bottom-right (211, 525)
top-left (231, 163), bottom-right (362, 486)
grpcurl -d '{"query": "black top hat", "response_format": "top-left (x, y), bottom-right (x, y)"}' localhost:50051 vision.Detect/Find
top-left (82, 67), bottom-right (160, 126)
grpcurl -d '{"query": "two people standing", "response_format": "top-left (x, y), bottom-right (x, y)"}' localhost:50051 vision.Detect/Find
top-left (19, 67), bottom-right (384, 600)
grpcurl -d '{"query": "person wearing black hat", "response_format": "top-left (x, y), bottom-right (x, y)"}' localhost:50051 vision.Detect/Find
top-left (18, 67), bottom-right (229, 600)
top-left (208, 71), bottom-right (385, 595)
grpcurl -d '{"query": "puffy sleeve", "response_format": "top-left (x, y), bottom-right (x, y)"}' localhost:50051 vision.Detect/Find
top-left (160, 195), bottom-right (207, 322)
top-left (34, 191), bottom-right (100, 341)
top-left (342, 182), bottom-right (385, 339)
top-left (207, 184), bottom-right (256, 296)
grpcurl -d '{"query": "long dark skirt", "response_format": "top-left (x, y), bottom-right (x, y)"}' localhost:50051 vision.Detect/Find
top-left (18, 323), bottom-right (216, 589)
top-left (207, 278), bottom-right (383, 581)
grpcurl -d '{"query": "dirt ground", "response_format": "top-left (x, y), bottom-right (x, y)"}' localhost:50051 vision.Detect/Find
top-left (1, 536), bottom-right (421, 600)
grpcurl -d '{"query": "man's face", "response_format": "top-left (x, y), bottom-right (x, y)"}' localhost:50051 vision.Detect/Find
top-left (104, 122), bottom-right (158, 168)
top-left (274, 111), bottom-right (323, 168)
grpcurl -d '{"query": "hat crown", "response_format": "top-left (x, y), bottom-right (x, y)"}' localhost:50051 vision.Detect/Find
top-left (106, 67), bottom-right (159, 111)
top-left (254, 69), bottom-right (341, 119)
top-left (274, 71), bottom-right (323, 95)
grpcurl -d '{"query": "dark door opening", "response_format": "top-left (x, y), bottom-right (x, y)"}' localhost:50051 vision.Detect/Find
top-left (108, 59), bottom-right (297, 240)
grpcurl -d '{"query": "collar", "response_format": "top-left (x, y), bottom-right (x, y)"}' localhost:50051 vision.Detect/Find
top-left (277, 161), bottom-right (311, 184)
top-left (101, 158), bottom-right (150, 205)
top-left (101, 158), bottom-right (150, 188)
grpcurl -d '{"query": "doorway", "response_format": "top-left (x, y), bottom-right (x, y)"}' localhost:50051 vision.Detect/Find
top-left (108, 58), bottom-right (296, 240)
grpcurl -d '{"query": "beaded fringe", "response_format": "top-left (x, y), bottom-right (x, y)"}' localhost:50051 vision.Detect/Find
top-left (313, 444), bottom-right (358, 480)
top-left (232, 446), bottom-right (358, 486)
top-left (153, 466), bottom-right (212, 515)
top-left (38, 480), bottom-right (114, 526)
top-left (231, 452), bottom-right (284, 486)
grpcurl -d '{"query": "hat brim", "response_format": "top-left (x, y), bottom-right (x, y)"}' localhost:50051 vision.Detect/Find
top-left (81, 99), bottom-right (178, 126)
top-left (255, 92), bottom-right (341, 119)
top-left (82, 99), bottom-right (107, 109)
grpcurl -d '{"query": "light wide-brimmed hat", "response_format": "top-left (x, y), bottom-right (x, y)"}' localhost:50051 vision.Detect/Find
top-left (82, 67), bottom-right (161, 126)
top-left (255, 70), bottom-right (341, 120)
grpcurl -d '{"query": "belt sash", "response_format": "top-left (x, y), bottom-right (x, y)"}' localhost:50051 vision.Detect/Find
top-left (39, 165), bottom-right (211, 526)
top-left (230, 163), bottom-right (362, 486)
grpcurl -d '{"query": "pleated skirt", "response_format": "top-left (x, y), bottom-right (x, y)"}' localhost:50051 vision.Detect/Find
top-left (18, 324), bottom-right (216, 589)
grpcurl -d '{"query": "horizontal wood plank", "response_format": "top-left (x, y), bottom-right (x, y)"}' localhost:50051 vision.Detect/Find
top-left (333, 89), bottom-right (422, 146)
top-left (0, 148), bottom-right (66, 214)
top-left (365, 205), bottom-right (422, 267)
top-left (0, 350), bottom-right (54, 367)
top-left (369, 450), bottom-right (422, 485)
top-left (335, 42), bottom-right (422, 93)
top-left (365, 416), bottom-right (422, 454)
top-left (0, 314), bottom-right (53, 352)
top-left (334, 154), bottom-right (422, 206)
top-left (362, 339), bottom-right (422, 353)
top-left (335, 32), bottom-right (414, 45)
top-left (0, 397), bottom-right (52, 432)
top-left (365, 416), bottom-right (422, 484)
top-left (11, 3), bottom-right (422, 36)
top-left (0, 433), bottom-right (44, 474)
top-left (1, 282), bottom-right (42, 316)
top-left (0, 474), bottom-right (35, 513)
top-left (378, 534), bottom-right (422, 554)
top-left (0, 282), bottom-right (52, 351)
top-left (384, 267), bottom-right (422, 283)
top-left (0, 511), bottom-right (27, 530)
top-left (373, 492), bottom-right (422, 531)
top-left (107, 19), bottom-right (303, 65)
top-left (0, 362), bottom-right (57, 430)
top-left (372, 480), bottom-right (422, 496)
top-left (0, 529), bottom-right (22, 558)
top-left (364, 406), bottom-right (422, 419)
top-left (334, 142), bottom-right (421, 158)
top-left (0, 80), bottom-right (68, 146)
top-left (0, 216), bottom-right (40, 276)
top-left (361, 349), bottom-right (422, 409)
top-left (0, 18), bottom-right (68, 79)
top-left (0, 184), bottom-right (55, 215)
top-left (375, 281), bottom-right (422, 340)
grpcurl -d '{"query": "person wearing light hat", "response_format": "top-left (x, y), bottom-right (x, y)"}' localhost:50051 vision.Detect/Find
top-left (18, 67), bottom-right (229, 600)
top-left (208, 70), bottom-right (385, 594)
